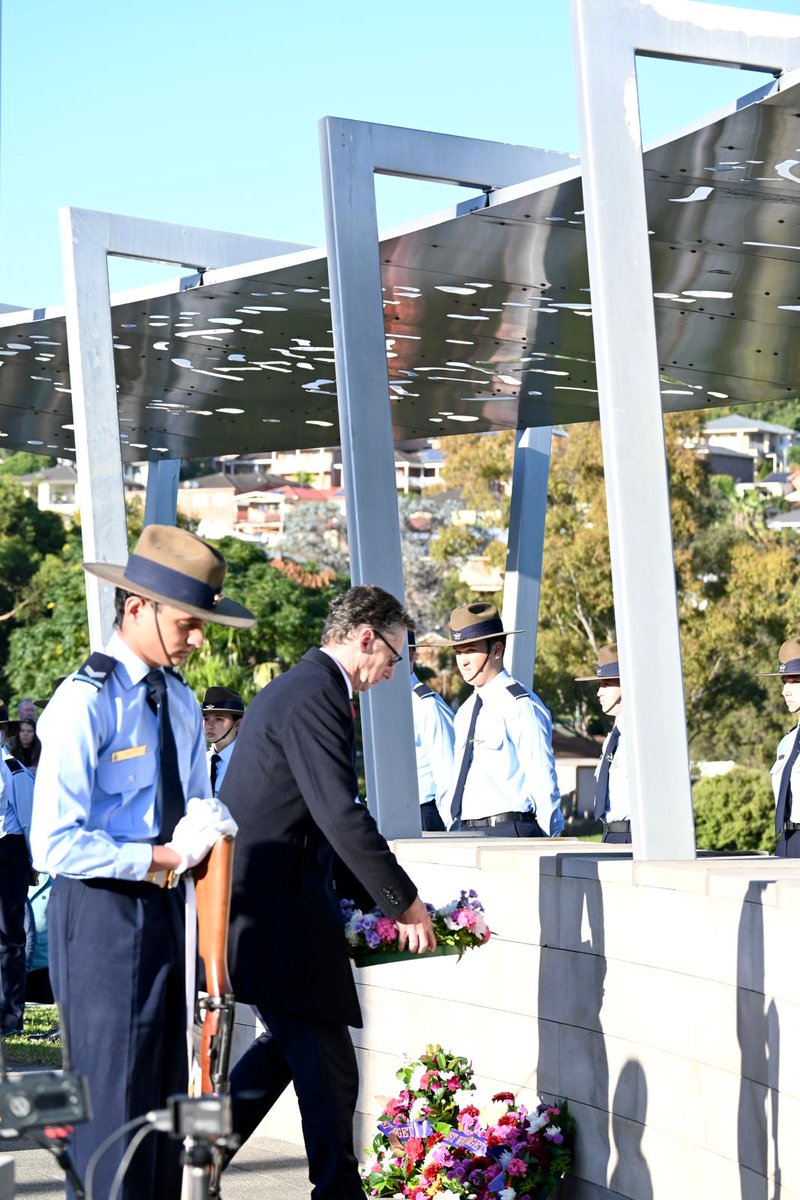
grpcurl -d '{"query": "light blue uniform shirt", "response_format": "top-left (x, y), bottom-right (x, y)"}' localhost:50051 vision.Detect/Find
top-left (410, 672), bottom-right (455, 815)
top-left (1, 749), bottom-right (35, 853)
top-left (452, 668), bottom-right (563, 835)
top-left (595, 716), bottom-right (629, 822)
top-left (771, 722), bottom-right (800, 816)
top-left (0, 757), bottom-right (18, 839)
top-left (31, 631), bottom-right (211, 880)
top-left (207, 739), bottom-right (236, 798)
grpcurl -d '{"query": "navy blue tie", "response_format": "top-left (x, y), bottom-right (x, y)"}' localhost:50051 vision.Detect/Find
top-left (145, 669), bottom-right (185, 843)
top-left (210, 752), bottom-right (222, 796)
top-left (775, 725), bottom-right (800, 836)
top-left (594, 724), bottom-right (621, 820)
top-left (450, 696), bottom-right (482, 825)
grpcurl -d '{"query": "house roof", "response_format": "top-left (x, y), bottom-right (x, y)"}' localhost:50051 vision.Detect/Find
top-left (704, 414), bottom-right (795, 436)
top-left (693, 444), bottom-right (755, 461)
top-left (18, 463), bottom-right (77, 484)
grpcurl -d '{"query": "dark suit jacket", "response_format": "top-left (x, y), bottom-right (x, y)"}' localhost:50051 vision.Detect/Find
top-left (221, 648), bottom-right (418, 1026)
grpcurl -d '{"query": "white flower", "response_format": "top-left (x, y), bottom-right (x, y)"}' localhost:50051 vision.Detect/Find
top-left (544, 1123), bottom-right (562, 1140)
top-left (407, 1063), bottom-right (426, 1092)
top-left (527, 1112), bottom-right (548, 1133)
top-left (409, 1096), bottom-right (428, 1121)
top-left (439, 1069), bottom-right (455, 1081)
top-left (499, 1188), bottom-right (517, 1200)
top-left (453, 1088), bottom-right (475, 1109)
top-left (479, 1097), bottom-right (511, 1127)
top-left (497, 1148), bottom-right (513, 1168)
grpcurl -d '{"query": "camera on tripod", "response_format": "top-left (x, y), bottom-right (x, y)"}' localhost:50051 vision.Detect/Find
top-left (0, 1069), bottom-right (91, 1137)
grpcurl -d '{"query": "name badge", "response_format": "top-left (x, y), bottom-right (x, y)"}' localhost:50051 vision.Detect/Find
top-left (111, 744), bottom-right (147, 763)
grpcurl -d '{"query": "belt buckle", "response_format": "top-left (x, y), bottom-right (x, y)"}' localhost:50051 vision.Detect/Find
top-left (146, 868), bottom-right (178, 889)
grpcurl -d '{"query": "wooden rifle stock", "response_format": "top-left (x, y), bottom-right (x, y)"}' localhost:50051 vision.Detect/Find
top-left (193, 835), bottom-right (236, 1095)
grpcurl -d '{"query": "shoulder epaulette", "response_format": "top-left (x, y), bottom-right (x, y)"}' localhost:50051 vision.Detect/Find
top-left (165, 667), bottom-right (188, 686)
top-left (73, 652), bottom-right (117, 691)
top-left (4, 758), bottom-right (23, 775)
top-left (506, 681), bottom-right (530, 700)
top-left (413, 681), bottom-right (435, 699)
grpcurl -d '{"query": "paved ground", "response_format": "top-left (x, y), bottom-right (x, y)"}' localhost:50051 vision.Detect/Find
top-left (5, 1132), bottom-right (310, 1198)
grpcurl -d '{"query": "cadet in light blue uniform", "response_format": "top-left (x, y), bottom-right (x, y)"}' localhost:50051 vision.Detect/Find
top-left (446, 603), bottom-right (563, 837)
top-left (761, 638), bottom-right (800, 858)
top-left (0, 705), bottom-right (34, 1035)
top-left (576, 644), bottom-right (631, 844)
top-left (202, 686), bottom-right (245, 798)
top-left (407, 631), bottom-right (455, 831)
top-left (31, 525), bottom-right (253, 1200)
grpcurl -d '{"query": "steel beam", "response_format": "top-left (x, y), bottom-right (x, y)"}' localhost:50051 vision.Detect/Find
top-left (503, 427), bottom-right (553, 687)
top-left (570, 0), bottom-right (800, 860)
top-left (143, 459), bottom-right (180, 527)
top-left (59, 207), bottom-right (304, 647)
top-left (319, 117), bottom-right (573, 837)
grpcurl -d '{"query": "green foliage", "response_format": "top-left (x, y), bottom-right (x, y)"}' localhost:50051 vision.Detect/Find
top-left (0, 451), bottom-right (57, 476)
top-left (183, 543), bottom-right (342, 700)
top-left (788, 445), bottom-right (800, 466)
top-left (692, 767), bottom-right (775, 853)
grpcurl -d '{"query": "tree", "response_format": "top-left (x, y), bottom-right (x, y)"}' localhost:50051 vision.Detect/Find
top-left (275, 502), bottom-right (349, 575)
top-left (692, 768), bottom-right (774, 853)
top-left (0, 451), bottom-right (57, 477)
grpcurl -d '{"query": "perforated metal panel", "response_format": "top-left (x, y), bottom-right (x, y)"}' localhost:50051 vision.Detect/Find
top-left (2, 75), bottom-right (800, 461)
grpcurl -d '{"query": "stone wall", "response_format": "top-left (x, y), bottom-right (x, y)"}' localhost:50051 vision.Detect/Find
top-left (232, 837), bottom-right (800, 1199)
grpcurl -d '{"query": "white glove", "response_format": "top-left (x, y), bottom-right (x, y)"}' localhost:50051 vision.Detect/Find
top-left (167, 796), bottom-right (238, 874)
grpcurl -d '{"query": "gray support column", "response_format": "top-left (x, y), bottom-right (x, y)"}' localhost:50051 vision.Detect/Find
top-left (570, 0), bottom-right (800, 860)
top-left (143, 460), bottom-right (180, 527)
top-left (59, 207), bottom-right (306, 648)
top-left (502, 427), bottom-right (552, 687)
top-left (60, 207), bottom-right (130, 649)
top-left (319, 118), bottom-right (574, 838)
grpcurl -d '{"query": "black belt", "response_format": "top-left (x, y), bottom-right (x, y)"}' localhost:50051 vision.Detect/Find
top-left (784, 821), bottom-right (800, 832)
top-left (605, 820), bottom-right (631, 833)
top-left (461, 811), bottom-right (534, 828)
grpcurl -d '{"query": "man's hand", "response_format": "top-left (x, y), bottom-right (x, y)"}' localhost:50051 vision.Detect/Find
top-left (396, 895), bottom-right (437, 954)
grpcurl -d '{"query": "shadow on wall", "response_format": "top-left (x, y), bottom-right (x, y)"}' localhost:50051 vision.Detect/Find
top-left (609, 1061), bottom-right (652, 1200)
top-left (737, 880), bottom-right (780, 1200)
top-left (538, 855), bottom-right (610, 1195)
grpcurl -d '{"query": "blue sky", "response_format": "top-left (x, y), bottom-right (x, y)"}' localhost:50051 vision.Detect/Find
top-left (2, 0), bottom-right (799, 308)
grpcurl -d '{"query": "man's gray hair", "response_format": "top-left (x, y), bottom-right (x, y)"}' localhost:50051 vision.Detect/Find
top-left (322, 585), bottom-right (414, 645)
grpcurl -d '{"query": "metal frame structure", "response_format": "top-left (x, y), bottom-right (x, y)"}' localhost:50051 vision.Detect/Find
top-left (502, 427), bottom-right (553, 686)
top-left (58, 207), bottom-right (305, 646)
top-left (319, 117), bottom-right (573, 837)
top-left (570, 0), bottom-right (800, 859)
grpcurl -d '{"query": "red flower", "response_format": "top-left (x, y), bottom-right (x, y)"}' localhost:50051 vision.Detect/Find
top-left (498, 1113), bottom-right (521, 1127)
top-left (405, 1137), bottom-right (424, 1164)
top-left (492, 1091), bottom-right (515, 1103)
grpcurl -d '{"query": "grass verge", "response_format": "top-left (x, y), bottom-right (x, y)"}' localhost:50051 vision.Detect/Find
top-left (4, 1004), bottom-right (61, 1069)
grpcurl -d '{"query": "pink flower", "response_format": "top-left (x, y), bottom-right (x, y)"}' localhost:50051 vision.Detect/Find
top-left (447, 1077), bottom-right (460, 1091)
top-left (507, 1157), bottom-right (527, 1176)
top-left (375, 917), bottom-right (399, 944)
top-left (455, 908), bottom-right (477, 930)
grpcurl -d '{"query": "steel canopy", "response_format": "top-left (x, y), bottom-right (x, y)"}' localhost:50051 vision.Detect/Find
top-left (2, 74), bottom-right (800, 463)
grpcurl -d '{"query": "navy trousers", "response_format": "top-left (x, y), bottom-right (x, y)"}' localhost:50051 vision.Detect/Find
top-left (229, 1004), bottom-right (362, 1200)
top-left (49, 877), bottom-right (187, 1200)
top-left (0, 834), bottom-right (30, 1033)
top-left (776, 829), bottom-right (800, 858)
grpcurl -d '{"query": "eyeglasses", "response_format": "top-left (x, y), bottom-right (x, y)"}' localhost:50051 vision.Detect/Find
top-left (372, 628), bottom-right (403, 667)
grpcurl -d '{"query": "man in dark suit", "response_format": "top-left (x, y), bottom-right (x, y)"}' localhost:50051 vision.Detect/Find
top-left (220, 584), bottom-right (436, 1200)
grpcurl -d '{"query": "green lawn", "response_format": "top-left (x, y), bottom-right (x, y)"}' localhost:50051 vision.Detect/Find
top-left (4, 1004), bottom-right (61, 1068)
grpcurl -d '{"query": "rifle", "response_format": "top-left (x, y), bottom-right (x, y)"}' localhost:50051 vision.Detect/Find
top-left (193, 834), bottom-right (236, 1096)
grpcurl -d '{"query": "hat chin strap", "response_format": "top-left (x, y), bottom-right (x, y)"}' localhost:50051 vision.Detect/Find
top-left (462, 647), bottom-right (492, 685)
